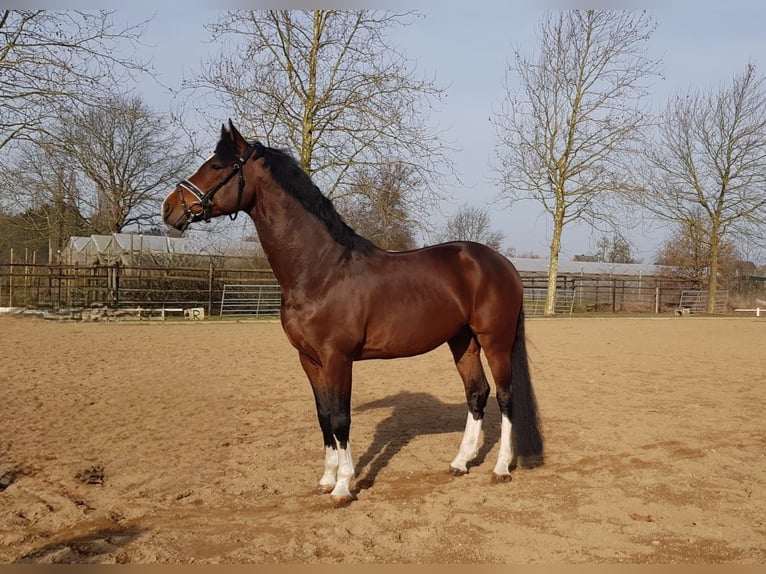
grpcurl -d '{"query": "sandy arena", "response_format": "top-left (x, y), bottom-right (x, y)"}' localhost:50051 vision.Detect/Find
top-left (0, 315), bottom-right (764, 563)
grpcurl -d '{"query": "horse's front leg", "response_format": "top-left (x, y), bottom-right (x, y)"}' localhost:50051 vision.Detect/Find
top-left (317, 440), bottom-right (355, 504)
top-left (300, 352), bottom-right (355, 506)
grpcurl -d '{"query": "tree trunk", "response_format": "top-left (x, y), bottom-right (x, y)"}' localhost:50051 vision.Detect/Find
top-left (706, 225), bottom-right (720, 314)
top-left (299, 11), bottom-right (322, 175)
top-left (544, 209), bottom-right (565, 316)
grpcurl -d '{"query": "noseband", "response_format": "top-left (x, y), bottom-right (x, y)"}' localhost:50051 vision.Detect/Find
top-left (175, 143), bottom-right (261, 227)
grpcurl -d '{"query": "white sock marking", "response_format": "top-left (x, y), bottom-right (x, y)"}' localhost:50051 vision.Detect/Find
top-left (319, 445), bottom-right (339, 490)
top-left (493, 413), bottom-right (513, 476)
top-left (330, 440), bottom-right (355, 501)
top-left (450, 412), bottom-right (483, 472)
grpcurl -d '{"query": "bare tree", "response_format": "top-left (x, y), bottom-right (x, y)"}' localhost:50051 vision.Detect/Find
top-left (340, 163), bottom-right (419, 251)
top-left (637, 64), bottom-right (766, 312)
top-left (6, 95), bottom-right (191, 237)
top-left (493, 10), bottom-right (659, 315)
top-left (655, 215), bottom-right (743, 290)
top-left (592, 233), bottom-right (636, 263)
top-left (0, 10), bottom-right (149, 152)
top-left (435, 205), bottom-right (504, 251)
top-left (189, 10), bottom-right (452, 210)
top-left (0, 152), bottom-right (88, 261)
top-left (55, 96), bottom-right (192, 233)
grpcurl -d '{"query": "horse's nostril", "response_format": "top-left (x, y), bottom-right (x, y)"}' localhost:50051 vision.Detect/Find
top-left (163, 202), bottom-right (171, 216)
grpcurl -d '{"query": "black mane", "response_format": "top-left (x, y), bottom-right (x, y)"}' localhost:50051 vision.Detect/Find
top-left (215, 135), bottom-right (375, 254)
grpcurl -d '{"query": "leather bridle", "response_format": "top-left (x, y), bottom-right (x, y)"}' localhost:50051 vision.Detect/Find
top-left (174, 143), bottom-right (261, 229)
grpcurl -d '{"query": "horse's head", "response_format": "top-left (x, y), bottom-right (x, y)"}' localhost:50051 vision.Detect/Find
top-left (162, 119), bottom-right (261, 231)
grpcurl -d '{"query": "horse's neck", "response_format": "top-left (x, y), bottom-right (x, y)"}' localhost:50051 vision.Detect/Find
top-left (249, 190), bottom-right (344, 292)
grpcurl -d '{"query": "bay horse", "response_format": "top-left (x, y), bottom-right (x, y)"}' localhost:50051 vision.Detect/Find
top-left (162, 120), bottom-right (544, 505)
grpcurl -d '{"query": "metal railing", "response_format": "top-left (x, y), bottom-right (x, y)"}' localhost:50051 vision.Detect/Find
top-left (220, 284), bottom-right (281, 317)
top-left (523, 288), bottom-right (576, 316)
top-left (678, 290), bottom-right (728, 314)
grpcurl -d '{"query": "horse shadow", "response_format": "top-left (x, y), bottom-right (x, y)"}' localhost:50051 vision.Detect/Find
top-left (352, 391), bottom-right (501, 491)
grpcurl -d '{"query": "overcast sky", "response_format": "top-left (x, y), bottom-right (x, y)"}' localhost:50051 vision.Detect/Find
top-left (112, 2), bottom-right (765, 262)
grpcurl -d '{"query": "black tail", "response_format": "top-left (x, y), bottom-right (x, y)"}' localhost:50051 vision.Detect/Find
top-left (510, 307), bottom-right (544, 467)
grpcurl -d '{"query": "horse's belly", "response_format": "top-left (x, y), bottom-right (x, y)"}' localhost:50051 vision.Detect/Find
top-left (359, 302), bottom-right (465, 360)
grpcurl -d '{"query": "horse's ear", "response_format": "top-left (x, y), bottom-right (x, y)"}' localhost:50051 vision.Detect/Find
top-left (227, 119), bottom-right (247, 153)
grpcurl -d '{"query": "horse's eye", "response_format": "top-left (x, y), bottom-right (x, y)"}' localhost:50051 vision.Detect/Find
top-left (211, 164), bottom-right (224, 171)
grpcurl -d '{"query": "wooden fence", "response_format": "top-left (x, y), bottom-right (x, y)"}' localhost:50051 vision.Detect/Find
top-left (0, 262), bottom-right (276, 317)
top-left (521, 274), bottom-right (692, 314)
top-left (0, 261), bottom-right (696, 316)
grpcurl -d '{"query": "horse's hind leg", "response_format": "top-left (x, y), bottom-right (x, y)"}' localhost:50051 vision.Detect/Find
top-left (448, 329), bottom-right (490, 475)
top-left (479, 311), bottom-right (544, 479)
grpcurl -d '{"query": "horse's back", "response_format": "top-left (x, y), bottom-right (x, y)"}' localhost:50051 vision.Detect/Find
top-left (388, 241), bottom-right (522, 294)
top-left (354, 242), bottom-right (523, 359)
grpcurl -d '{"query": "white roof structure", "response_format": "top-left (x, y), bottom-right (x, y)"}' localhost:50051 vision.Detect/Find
top-left (61, 234), bottom-right (673, 278)
top-left (62, 233), bottom-right (262, 266)
top-left (509, 257), bottom-right (675, 278)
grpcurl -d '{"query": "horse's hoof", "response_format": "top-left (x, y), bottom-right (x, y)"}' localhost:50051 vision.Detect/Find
top-left (491, 472), bottom-right (513, 483)
top-left (318, 484), bottom-right (334, 494)
top-left (449, 466), bottom-right (468, 476)
top-left (330, 494), bottom-right (354, 507)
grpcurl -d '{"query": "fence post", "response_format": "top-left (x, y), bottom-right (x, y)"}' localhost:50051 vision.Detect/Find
top-left (655, 287), bottom-right (660, 314)
top-left (65, 260), bottom-right (72, 308)
top-left (110, 262), bottom-right (121, 306)
top-left (56, 263), bottom-right (63, 308)
top-left (24, 248), bottom-right (29, 304)
top-left (8, 249), bottom-right (13, 307)
top-left (208, 263), bottom-right (214, 317)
